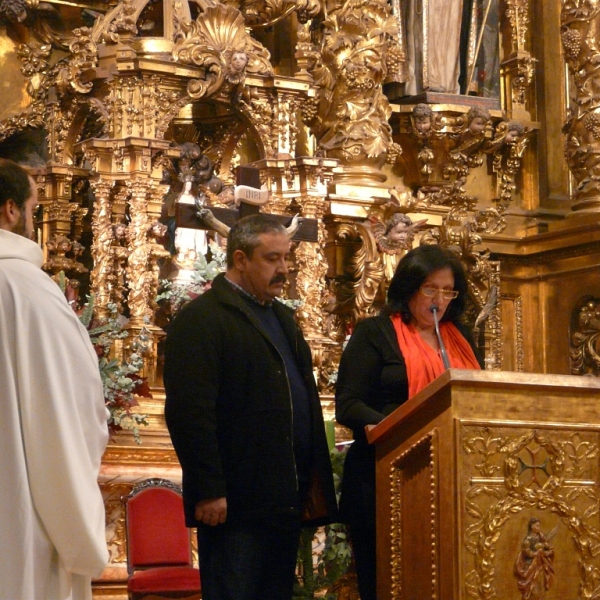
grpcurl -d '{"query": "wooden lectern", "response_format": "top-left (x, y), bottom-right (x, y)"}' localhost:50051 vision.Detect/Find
top-left (366, 369), bottom-right (600, 600)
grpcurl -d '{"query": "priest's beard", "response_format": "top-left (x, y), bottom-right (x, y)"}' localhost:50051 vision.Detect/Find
top-left (12, 211), bottom-right (32, 240)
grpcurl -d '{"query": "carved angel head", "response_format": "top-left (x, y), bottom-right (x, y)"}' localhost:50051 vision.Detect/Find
top-left (465, 106), bottom-right (491, 135)
top-left (412, 103), bottom-right (433, 135)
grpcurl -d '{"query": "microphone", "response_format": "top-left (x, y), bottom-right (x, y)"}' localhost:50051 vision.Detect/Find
top-left (430, 304), bottom-right (451, 370)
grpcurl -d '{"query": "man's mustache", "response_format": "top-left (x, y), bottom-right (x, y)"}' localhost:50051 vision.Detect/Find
top-left (270, 274), bottom-right (287, 285)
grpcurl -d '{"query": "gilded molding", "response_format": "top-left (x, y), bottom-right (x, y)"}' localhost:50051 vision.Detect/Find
top-left (499, 293), bottom-right (524, 372)
top-left (389, 430), bottom-right (439, 600)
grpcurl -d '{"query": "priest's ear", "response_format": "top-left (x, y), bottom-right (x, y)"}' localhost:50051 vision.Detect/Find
top-left (0, 199), bottom-right (21, 231)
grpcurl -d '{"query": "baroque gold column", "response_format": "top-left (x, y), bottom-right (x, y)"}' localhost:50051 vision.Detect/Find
top-left (90, 179), bottom-right (115, 320)
top-left (126, 178), bottom-right (153, 327)
top-left (561, 1), bottom-right (600, 215)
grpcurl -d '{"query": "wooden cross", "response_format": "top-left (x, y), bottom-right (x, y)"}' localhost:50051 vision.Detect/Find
top-left (175, 165), bottom-right (318, 243)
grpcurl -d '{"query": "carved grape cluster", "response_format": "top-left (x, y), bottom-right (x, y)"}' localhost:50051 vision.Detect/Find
top-left (344, 65), bottom-right (374, 91)
top-left (386, 44), bottom-right (404, 76)
top-left (300, 97), bottom-right (318, 124)
top-left (562, 28), bottom-right (581, 61)
top-left (584, 113), bottom-right (600, 139)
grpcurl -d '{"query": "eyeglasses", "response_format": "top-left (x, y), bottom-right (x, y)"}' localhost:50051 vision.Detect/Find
top-left (419, 286), bottom-right (459, 300)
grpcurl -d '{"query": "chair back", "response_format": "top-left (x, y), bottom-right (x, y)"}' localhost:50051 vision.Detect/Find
top-left (124, 478), bottom-right (192, 574)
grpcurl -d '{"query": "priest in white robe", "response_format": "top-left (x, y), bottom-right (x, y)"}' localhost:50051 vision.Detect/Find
top-left (0, 158), bottom-right (109, 600)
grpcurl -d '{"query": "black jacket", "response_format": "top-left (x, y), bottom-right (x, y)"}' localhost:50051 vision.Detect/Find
top-left (164, 273), bottom-right (337, 527)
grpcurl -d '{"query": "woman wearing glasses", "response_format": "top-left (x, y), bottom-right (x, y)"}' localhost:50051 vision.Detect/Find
top-left (335, 243), bottom-right (483, 600)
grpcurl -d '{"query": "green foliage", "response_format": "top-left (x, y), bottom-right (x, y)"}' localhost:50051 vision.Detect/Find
top-left (80, 296), bottom-right (149, 444)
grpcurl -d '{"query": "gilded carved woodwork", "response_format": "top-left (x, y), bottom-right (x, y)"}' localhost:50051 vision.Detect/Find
top-left (571, 297), bottom-right (600, 376)
top-left (240, 0), bottom-right (320, 28)
top-left (461, 424), bottom-right (600, 599)
top-left (3, 1), bottom-right (600, 597)
top-left (42, 234), bottom-right (88, 279)
top-left (325, 196), bottom-right (427, 333)
top-left (172, 1), bottom-right (273, 102)
top-left (102, 481), bottom-right (133, 565)
top-left (90, 179), bottom-right (115, 319)
top-left (295, 221), bottom-right (328, 338)
top-left (126, 178), bottom-right (154, 326)
top-left (399, 104), bottom-right (527, 214)
top-left (561, 0), bottom-right (600, 213)
top-left (501, 0), bottom-right (535, 119)
top-left (308, 0), bottom-right (402, 183)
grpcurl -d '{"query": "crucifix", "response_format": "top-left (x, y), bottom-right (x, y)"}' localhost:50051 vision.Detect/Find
top-left (175, 165), bottom-right (319, 243)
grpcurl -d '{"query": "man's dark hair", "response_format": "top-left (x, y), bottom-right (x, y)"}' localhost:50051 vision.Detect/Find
top-left (0, 159), bottom-right (32, 210)
top-left (386, 244), bottom-right (469, 324)
top-left (226, 213), bottom-right (288, 268)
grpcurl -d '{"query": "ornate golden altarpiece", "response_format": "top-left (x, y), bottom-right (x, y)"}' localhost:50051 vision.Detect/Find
top-left (2, 0), bottom-right (600, 597)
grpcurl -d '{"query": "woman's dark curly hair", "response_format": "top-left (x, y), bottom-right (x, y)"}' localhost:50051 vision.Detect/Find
top-left (386, 244), bottom-right (469, 324)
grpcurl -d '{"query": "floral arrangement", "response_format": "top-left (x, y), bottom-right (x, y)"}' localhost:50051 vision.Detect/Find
top-left (57, 273), bottom-right (150, 443)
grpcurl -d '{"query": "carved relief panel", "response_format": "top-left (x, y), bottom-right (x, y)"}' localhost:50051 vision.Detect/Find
top-left (460, 422), bottom-right (600, 600)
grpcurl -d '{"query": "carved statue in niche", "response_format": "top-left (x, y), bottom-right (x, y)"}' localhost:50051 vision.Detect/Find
top-left (513, 518), bottom-right (557, 600)
top-left (391, 0), bottom-right (499, 97)
top-left (173, 174), bottom-right (208, 267)
top-left (400, 0), bottom-right (463, 94)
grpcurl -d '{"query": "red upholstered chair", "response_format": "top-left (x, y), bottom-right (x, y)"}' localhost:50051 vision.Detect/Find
top-left (123, 478), bottom-right (201, 600)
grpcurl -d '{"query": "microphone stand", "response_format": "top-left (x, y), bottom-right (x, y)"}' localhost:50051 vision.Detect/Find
top-left (430, 305), bottom-right (451, 370)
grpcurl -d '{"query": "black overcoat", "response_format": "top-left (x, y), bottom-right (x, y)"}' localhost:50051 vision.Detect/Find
top-left (164, 273), bottom-right (337, 527)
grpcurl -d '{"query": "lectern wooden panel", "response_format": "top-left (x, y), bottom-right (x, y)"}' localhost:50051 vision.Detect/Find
top-left (366, 370), bottom-right (600, 600)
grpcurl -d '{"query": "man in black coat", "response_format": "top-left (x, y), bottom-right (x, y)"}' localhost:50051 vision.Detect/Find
top-left (164, 214), bottom-right (337, 600)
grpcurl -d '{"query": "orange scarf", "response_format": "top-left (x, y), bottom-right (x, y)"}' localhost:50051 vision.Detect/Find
top-left (392, 314), bottom-right (481, 399)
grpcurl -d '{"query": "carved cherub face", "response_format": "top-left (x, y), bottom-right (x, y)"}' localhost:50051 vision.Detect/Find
top-left (230, 51), bottom-right (248, 73)
top-left (150, 221), bottom-right (167, 238)
top-left (58, 237), bottom-right (72, 253)
top-left (113, 223), bottom-right (127, 239)
top-left (387, 221), bottom-right (410, 243)
top-left (414, 115), bottom-right (431, 134)
top-left (469, 116), bottom-right (487, 134)
top-left (385, 214), bottom-right (412, 245)
top-left (505, 129), bottom-right (520, 143)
